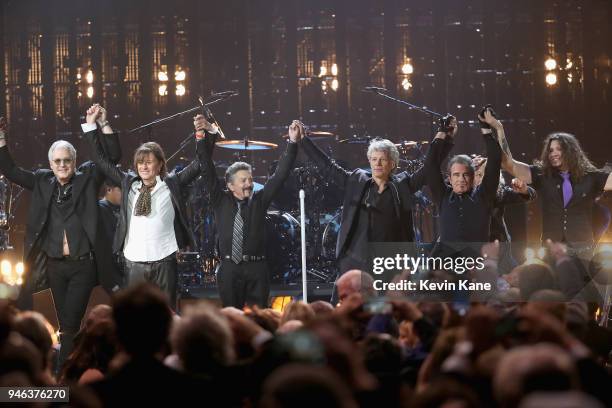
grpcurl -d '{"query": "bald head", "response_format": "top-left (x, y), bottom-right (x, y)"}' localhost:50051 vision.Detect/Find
top-left (336, 270), bottom-right (376, 303)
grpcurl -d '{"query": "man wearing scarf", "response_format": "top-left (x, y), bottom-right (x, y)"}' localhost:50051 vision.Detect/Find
top-left (84, 105), bottom-right (206, 309)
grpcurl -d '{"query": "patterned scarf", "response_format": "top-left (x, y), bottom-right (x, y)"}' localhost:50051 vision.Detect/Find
top-left (133, 179), bottom-right (157, 216)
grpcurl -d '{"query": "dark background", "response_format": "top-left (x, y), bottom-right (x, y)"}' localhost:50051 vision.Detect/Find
top-left (1, 0), bottom-right (611, 260)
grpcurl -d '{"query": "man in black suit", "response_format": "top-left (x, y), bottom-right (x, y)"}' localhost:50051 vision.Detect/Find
top-left (85, 105), bottom-right (205, 309)
top-left (195, 115), bottom-right (301, 308)
top-left (300, 130), bottom-right (443, 303)
top-left (0, 109), bottom-right (122, 367)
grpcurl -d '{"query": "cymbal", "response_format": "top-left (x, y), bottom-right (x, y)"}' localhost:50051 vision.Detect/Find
top-left (253, 182), bottom-right (264, 192)
top-left (338, 136), bottom-right (371, 144)
top-left (394, 141), bottom-right (418, 149)
top-left (216, 140), bottom-right (278, 150)
top-left (282, 131), bottom-right (335, 140)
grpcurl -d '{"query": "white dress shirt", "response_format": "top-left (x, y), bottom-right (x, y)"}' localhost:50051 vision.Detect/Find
top-left (123, 176), bottom-right (179, 262)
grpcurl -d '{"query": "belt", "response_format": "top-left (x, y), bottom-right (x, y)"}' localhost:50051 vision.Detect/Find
top-left (50, 252), bottom-right (94, 262)
top-left (124, 252), bottom-right (177, 265)
top-left (223, 255), bottom-right (266, 263)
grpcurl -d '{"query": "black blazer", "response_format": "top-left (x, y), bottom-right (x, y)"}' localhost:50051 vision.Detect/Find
top-left (201, 133), bottom-right (298, 258)
top-left (0, 132), bottom-right (123, 308)
top-left (301, 136), bottom-right (435, 259)
top-left (84, 130), bottom-right (205, 254)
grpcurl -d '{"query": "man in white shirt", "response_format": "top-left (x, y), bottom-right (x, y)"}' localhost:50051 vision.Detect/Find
top-left (83, 105), bottom-right (205, 308)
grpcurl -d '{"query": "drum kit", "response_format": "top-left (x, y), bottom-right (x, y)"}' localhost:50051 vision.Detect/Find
top-left (192, 130), bottom-right (433, 286)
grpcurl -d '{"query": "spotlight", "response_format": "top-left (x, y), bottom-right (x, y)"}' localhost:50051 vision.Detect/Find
top-left (85, 70), bottom-right (94, 84)
top-left (86, 87), bottom-right (94, 98)
top-left (319, 65), bottom-right (327, 77)
top-left (524, 248), bottom-right (535, 262)
top-left (545, 73), bottom-right (558, 86)
top-left (537, 247), bottom-right (546, 259)
top-left (331, 63), bottom-right (338, 76)
top-left (175, 84), bottom-right (186, 96)
top-left (175, 69), bottom-right (186, 81)
top-left (331, 78), bottom-right (339, 91)
top-left (15, 262), bottom-right (24, 276)
top-left (321, 80), bottom-right (327, 91)
top-left (401, 62), bottom-right (414, 75)
top-left (545, 58), bottom-right (557, 71)
top-left (1, 260), bottom-right (11, 277)
top-left (158, 71), bottom-right (169, 82)
top-left (401, 78), bottom-right (412, 90)
top-left (565, 59), bottom-right (573, 69)
top-left (158, 85), bottom-right (168, 96)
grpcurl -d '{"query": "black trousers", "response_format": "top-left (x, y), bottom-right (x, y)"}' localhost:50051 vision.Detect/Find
top-left (47, 257), bottom-right (97, 369)
top-left (216, 260), bottom-right (269, 308)
top-left (124, 253), bottom-right (178, 309)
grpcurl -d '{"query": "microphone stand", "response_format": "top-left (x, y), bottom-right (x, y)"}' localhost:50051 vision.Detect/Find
top-left (129, 91), bottom-right (237, 164)
top-left (128, 91), bottom-right (237, 135)
top-left (364, 87), bottom-right (445, 135)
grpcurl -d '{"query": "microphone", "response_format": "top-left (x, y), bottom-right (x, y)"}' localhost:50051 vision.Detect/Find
top-left (362, 86), bottom-right (388, 93)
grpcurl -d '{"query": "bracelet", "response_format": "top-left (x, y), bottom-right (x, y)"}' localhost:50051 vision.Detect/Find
top-left (98, 120), bottom-right (110, 128)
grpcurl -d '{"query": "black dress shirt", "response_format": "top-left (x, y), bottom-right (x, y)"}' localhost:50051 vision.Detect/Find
top-left (201, 137), bottom-right (298, 259)
top-left (427, 134), bottom-right (502, 243)
top-left (529, 165), bottom-right (610, 247)
top-left (43, 180), bottom-right (91, 258)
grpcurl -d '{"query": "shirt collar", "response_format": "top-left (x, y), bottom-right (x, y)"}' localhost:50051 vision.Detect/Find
top-left (448, 189), bottom-right (475, 203)
top-left (132, 175), bottom-right (163, 194)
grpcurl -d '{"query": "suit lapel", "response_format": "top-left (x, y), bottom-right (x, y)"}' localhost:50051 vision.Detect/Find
top-left (71, 170), bottom-right (86, 203)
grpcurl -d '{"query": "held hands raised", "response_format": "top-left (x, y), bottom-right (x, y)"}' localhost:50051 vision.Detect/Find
top-left (193, 114), bottom-right (217, 135)
top-left (511, 178), bottom-right (528, 194)
top-left (86, 104), bottom-right (102, 125)
top-left (478, 108), bottom-right (502, 131)
top-left (288, 120), bottom-right (305, 142)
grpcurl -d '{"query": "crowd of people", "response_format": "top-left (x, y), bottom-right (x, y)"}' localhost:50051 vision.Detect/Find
top-left (1, 269), bottom-right (611, 407)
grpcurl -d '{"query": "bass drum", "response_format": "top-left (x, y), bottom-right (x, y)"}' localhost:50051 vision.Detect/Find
top-left (265, 211), bottom-right (300, 283)
top-left (321, 209), bottom-right (342, 260)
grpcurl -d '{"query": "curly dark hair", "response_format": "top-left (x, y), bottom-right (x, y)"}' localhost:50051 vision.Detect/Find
top-left (537, 132), bottom-right (597, 181)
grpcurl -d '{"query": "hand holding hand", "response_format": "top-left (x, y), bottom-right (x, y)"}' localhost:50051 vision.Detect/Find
top-left (193, 114), bottom-right (216, 133)
top-left (86, 105), bottom-right (101, 125)
top-left (511, 178), bottom-right (528, 194)
top-left (288, 120), bottom-right (305, 142)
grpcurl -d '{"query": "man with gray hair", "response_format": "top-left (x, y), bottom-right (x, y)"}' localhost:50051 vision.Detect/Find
top-left (0, 111), bottom-right (122, 368)
top-left (301, 131), bottom-right (441, 303)
top-left (194, 115), bottom-right (302, 308)
top-left (426, 111), bottom-right (501, 244)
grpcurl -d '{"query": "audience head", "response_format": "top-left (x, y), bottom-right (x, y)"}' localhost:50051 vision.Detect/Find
top-left (112, 283), bottom-right (172, 358)
top-left (170, 302), bottom-right (235, 375)
top-left (336, 270), bottom-right (376, 305)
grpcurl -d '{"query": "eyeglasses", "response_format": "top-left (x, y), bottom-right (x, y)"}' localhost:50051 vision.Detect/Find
top-left (52, 158), bottom-right (73, 166)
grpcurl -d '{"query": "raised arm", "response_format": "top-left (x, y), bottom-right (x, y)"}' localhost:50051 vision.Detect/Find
top-left (82, 106), bottom-right (125, 187)
top-left (425, 133), bottom-right (451, 206)
top-left (261, 120), bottom-right (301, 207)
top-left (0, 117), bottom-right (36, 190)
top-left (301, 134), bottom-right (350, 189)
top-left (480, 133), bottom-right (502, 203)
top-left (95, 105), bottom-right (122, 163)
top-left (405, 136), bottom-right (454, 192)
top-left (193, 114), bottom-right (224, 206)
top-left (478, 107), bottom-right (532, 184)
